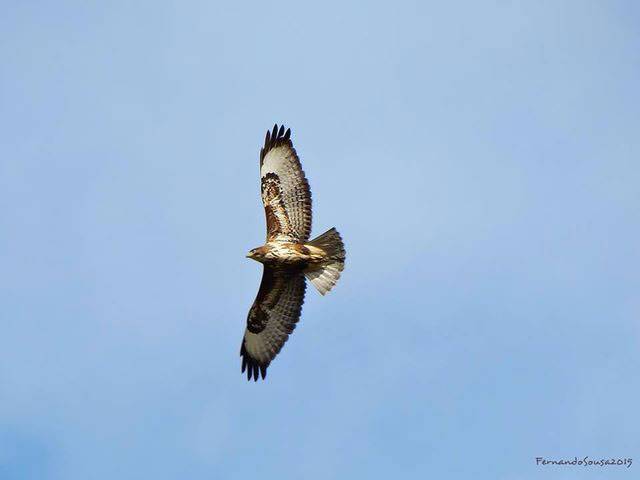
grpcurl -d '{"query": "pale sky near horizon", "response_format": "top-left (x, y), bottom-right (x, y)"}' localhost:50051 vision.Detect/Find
top-left (1, 1), bottom-right (639, 479)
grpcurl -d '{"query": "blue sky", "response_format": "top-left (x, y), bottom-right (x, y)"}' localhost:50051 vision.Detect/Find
top-left (1, 1), bottom-right (639, 479)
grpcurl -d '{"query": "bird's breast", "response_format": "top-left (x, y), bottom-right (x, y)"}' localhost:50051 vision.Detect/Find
top-left (263, 242), bottom-right (321, 266)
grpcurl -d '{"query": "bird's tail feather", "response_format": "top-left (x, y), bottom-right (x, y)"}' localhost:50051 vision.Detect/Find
top-left (304, 228), bottom-right (345, 295)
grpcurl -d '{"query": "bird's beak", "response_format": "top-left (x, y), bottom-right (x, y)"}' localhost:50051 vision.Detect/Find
top-left (246, 252), bottom-right (254, 259)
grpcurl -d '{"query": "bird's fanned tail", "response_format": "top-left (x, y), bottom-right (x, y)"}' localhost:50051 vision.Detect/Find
top-left (304, 228), bottom-right (346, 295)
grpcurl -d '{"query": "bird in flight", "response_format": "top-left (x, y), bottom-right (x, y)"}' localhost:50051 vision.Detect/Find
top-left (240, 124), bottom-right (346, 381)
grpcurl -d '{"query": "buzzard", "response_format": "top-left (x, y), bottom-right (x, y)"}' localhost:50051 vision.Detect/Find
top-left (240, 124), bottom-right (346, 381)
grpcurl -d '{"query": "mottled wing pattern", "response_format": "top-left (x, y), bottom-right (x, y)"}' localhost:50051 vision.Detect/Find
top-left (240, 266), bottom-right (307, 381)
top-left (260, 125), bottom-right (312, 242)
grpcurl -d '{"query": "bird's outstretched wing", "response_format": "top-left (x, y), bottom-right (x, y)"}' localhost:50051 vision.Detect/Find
top-left (240, 266), bottom-right (307, 381)
top-left (260, 125), bottom-right (312, 243)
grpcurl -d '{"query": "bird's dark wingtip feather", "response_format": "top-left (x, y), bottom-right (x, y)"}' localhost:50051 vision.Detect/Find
top-left (260, 123), bottom-right (294, 165)
top-left (240, 341), bottom-right (269, 382)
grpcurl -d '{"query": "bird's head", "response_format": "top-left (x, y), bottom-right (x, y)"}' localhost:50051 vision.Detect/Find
top-left (246, 246), bottom-right (266, 262)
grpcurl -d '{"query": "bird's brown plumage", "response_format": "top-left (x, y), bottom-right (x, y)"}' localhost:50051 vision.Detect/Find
top-left (241, 266), bottom-right (306, 381)
top-left (240, 125), bottom-right (344, 381)
top-left (259, 125), bottom-right (312, 243)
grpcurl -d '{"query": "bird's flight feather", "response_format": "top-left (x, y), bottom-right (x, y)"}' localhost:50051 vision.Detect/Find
top-left (259, 125), bottom-right (312, 242)
top-left (240, 266), bottom-right (306, 380)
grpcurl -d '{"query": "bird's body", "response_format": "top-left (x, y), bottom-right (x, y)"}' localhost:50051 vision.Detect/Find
top-left (240, 125), bottom-right (346, 381)
top-left (248, 242), bottom-right (324, 266)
